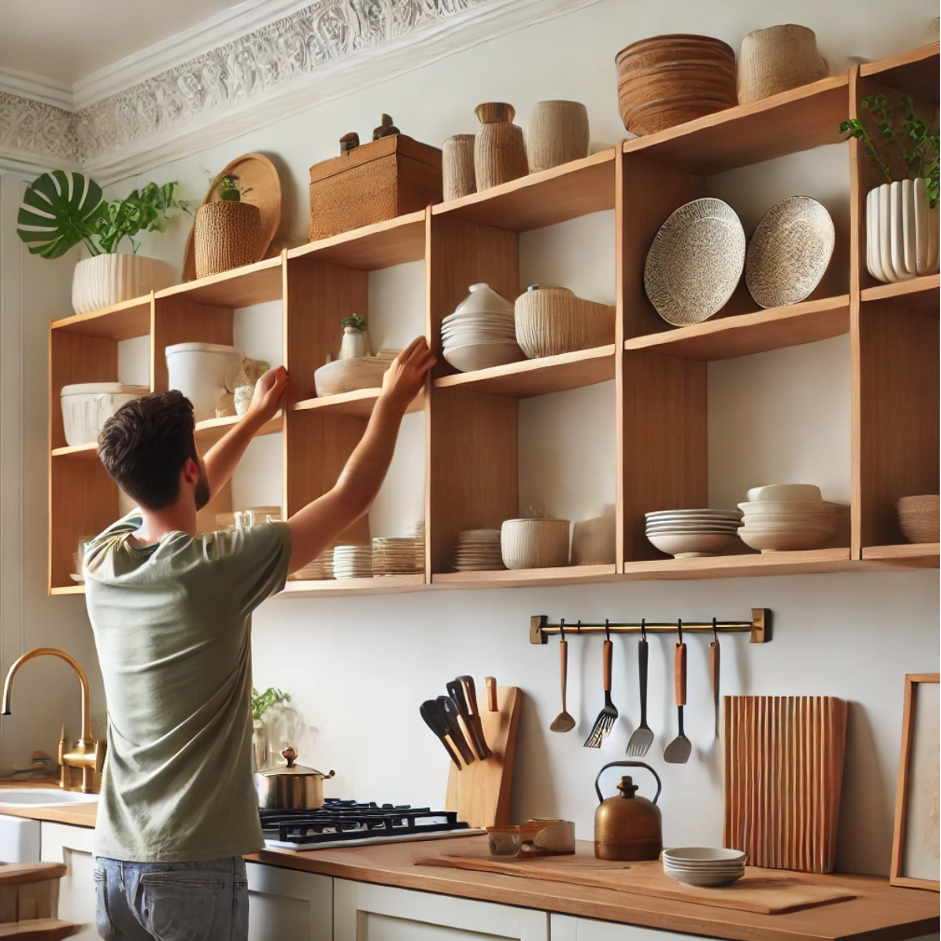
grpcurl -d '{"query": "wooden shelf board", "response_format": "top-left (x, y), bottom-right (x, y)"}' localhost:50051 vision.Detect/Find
top-left (50, 585), bottom-right (85, 596)
top-left (194, 412), bottom-right (283, 447)
top-left (432, 149), bottom-right (616, 231)
top-left (860, 275), bottom-right (939, 314)
top-left (292, 389), bottom-right (424, 419)
top-left (434, 346), bottom-right (616, 397)
top-left (861, 543), bottom-right (940, 565)
top-left (50, 296), bottom-right (151, 341)
top-left (622, 548), bottom-right (853, 580)
top-left (432, 564), bottom-right (618, 589)
top-left (624, 296), bottom-right (851, 360)
top-left (51, 443), bottom-right (98, 460)
top-left (860, 42), bottom-right (939, 100)
top-left (278, 574), bottom-right (425, 597)
top-left (288, 211), bottom-right (426, 270)
top-left (623, 75), bottom-right (849, 175)
top-left (156, 257), bottom-right (283, 308)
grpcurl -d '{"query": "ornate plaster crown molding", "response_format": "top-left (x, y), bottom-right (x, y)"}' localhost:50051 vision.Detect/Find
top-left (0, 0), bottom-right (602, 183)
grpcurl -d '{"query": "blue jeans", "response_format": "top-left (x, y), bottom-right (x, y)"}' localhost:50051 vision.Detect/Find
top-left (94, 856), bottom-right (248, 941)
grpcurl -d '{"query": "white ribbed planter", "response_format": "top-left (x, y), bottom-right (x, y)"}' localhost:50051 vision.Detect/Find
top-left (71, 254), bottom-right (175, 315)
top-left (866, 179), bottom-right (940, 283)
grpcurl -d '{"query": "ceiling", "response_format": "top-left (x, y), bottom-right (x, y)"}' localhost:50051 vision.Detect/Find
top-left (0, 0), bottom-right (246, 84)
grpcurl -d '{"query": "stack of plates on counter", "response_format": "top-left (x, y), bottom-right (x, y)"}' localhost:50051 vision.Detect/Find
top-left (662, 847), bottom-right (745, 887)
top-left (333, 545), bottom-right (373, 579)
top-left (372, 537), bottom-right (421, 576)
top-left (739, 484), bottom-right (837, 553)
top-left (645, 508), bottom-right (742, 559)
top-left (453, 529), bottom-right (505, 572)
top-left (442, 283), bottom-right (525, 373)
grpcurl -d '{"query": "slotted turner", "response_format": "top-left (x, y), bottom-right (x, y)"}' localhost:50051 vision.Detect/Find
top-left (626, 635), bottom-right (654, 756)
top-left (584, 637), bottom-right (618, 748)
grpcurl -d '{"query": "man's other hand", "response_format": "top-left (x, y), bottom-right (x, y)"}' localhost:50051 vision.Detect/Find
top-left (380, 338), bottom-right (435, 413)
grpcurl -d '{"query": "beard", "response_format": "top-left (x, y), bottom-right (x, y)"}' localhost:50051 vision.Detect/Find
top-left (195, 463), bottom-right (211, 511)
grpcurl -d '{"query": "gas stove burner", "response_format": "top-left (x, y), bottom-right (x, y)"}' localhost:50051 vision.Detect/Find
top-left (260, 798), bottom-right (479, 850)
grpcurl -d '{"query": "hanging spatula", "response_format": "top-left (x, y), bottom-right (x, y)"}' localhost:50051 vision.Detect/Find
top-left (663, 629), bottom-right (691, 764)
top-left (626, 631), bottom-right (653, 756)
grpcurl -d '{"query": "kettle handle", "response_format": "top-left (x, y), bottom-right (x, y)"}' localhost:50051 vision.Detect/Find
top-left (594, 760), bottom-right (662, 805)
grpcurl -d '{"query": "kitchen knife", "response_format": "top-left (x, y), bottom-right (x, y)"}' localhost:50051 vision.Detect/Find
top-left (436, 695), bottom-right (476, 765)
top-left (419, 700), bottom-right (462, 769)
top-left (458, 675), bottom-right (492, 760)
top-left (447, 678), bottom-right (489, 761)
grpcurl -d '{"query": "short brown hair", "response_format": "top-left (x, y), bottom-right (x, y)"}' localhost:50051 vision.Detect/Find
top-left (98, 391), bottom-right (198, 510)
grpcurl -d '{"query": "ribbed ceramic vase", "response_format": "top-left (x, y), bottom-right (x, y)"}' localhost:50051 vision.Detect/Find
top-left (527, 101), bottom-right (590, 173)
top-left (738, 24), bottom-right (828, 104)
top-left (71, 254), bottom-right (175, 316)
top-left (443, 134), bottom-right (477, 201)
top-left (195, 201), bottom-right (262, 278)
top-left (866, 179), bottom-right (940, 283)
top-left (474, 103), bottom-right (528, 191)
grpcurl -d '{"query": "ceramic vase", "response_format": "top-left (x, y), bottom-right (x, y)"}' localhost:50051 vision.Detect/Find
top-left (71, 253), bottom-right (174, 316)
top-left (527, 101), bottom-right (590, 173)
top-left (339, 326), bottom-right (368, 360)
top-left (194, 201), bottom-right (261, 279)
top-left (866, 179), bottom-right (940, 283)
top-left (443, 134), bottom-right (476, 201)
top-left (474, 102), bottom-right (528, 191)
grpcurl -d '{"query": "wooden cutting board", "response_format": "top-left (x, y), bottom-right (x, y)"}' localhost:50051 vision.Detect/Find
top-left (415, 850), bottom-right (855, 916)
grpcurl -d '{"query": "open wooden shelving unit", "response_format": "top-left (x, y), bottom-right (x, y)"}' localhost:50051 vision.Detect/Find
top-left (48, 43), bottom-right (939, 597)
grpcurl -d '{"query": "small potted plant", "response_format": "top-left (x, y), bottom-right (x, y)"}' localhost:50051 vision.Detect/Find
top-left (841, 95), bottom-right (939, 283)
top-left (16, 171), bottom-right (186, 315)
top-left (194, 174), bottom-right (261, 278)
top-left (339, 313), bottom-right (370, 360)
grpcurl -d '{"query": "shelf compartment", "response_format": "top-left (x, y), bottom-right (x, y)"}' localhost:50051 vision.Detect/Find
top-left (434, 346), bottom-right (616, 396)
top-left (52, 443), bottom-right (98, 460)
top-left (288, 211), bottom-right (426, 270)
top-left (622, 548), bottom-right (853, 579)
top-left (292, 389), bottom-right (424, 419)
top-left (278, 574), bottom-right (425, 597)
top-left (432, 149), bottom-right (616, 231)
top-left (152, 296), bottom-right (235, 394)
top-left (50, 295), bottom-right (152, 341)
top-left (860, 42), bottom-right (939, 100)
top-left (194, 413), bottom-right (283, 448)
top-left (432, 564), bottom-right (618, 589)
top-left (622, 75), bottom-right (849, 176)
top-left (156, 257), bottom-right (283, 308)
top-left (50, 585), bottom-right (86, 596)
top-left (624, 297), bottom-right (850, 360)
top-left (861, 543), bottom-right (940, 566)
top-left (860, 275), bottom-right (939, 314)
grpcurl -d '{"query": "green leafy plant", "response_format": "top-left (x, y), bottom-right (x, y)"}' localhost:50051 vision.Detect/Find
top-left (341, 314), bottom-right (367, 331)
top-left (16, 171), bottom-right (187, 258)
top-left (840, 95), bottom-right (940, 207)
top-left (252, 686), bottom-right (291, 721)
top-left (217, 174), bottom-right (253, 202)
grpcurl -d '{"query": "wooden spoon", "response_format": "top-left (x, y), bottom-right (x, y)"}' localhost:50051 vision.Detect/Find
top-left (550, 638), bottom-right (576, 733)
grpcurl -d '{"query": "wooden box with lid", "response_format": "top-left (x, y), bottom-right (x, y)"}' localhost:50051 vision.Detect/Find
top-left (308, 135), bottom-right (442, 241)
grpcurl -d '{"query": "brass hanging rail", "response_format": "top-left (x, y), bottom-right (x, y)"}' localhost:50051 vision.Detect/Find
top-left (529, 608), bottom-right (770, 644)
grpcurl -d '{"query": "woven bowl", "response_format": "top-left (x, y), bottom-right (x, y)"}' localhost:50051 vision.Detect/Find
top-left (501, 519), bottom-right (570, 569)
top-left (897, 495), bottom-right (940, 543)
top-left (515, 286), bottom-right (615, 358)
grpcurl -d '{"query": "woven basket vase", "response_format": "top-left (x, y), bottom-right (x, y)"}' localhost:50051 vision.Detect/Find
top-left (515, 286), bottom-right (615, 359)
top-left (443, 134), bottom-right (477, 201)
top-left (195, 201), bottom-right (262, 279)
top-left (474, 102), bottom-right (528, 191)
top-left (738, 25), bottom-right (828, 104)
top-left (527, 101), bottom-right (590, 173)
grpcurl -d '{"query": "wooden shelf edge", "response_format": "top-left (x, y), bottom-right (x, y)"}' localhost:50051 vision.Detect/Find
top-left (861, 544), bottom-right (940, 566)
top-left (622, 548), bottom-right (854, 580)
top-left (156, 256), bottom-right (283, 302)
top-left (51, 443), bottom-right (97, 459)
top-left (432, 565), bottom-right (618, 589)
top-left (277, 575), bottom-right (425, 597)
top-left (50, 585), bottom-right (85, 596)
top-left (50, 295), bottom-right (152, 334)
top-left (860, 275), bottom-right (940, 303)
top-left (195, 412), bottom-right (283, 440)
top-left (860, 42), bottom-right (940, 77)
top-left (291, 389), bottom-right (424, 417)
top-left (288, 211), bottom-right (427, 264)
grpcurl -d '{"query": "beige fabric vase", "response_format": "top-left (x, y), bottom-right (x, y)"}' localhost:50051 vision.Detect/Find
top-left (738, 25), bottom-right (828, 104)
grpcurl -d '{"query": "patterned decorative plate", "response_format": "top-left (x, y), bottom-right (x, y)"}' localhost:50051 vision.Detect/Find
top-left (644, 198), bottom-right (746, 326)
top-left (745, 196), bottom-right (835, 308)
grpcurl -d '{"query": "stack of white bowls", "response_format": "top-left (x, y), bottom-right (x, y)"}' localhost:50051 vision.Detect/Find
top-left (645, 509), bottom-right (742, 558)
top-left (662, 847), bottom-right (746, 887)
top-left (453, 529), bottom-right (505, 571)
top-left (333, 545), bottom-right (373, 579)
top-left (738, 485), bottom-right (837, 552)
top-left (442, 283), bottom-right (525, 373)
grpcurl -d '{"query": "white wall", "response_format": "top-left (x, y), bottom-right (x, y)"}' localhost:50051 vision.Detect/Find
top-left (13, 0), bottom-right (938, 877)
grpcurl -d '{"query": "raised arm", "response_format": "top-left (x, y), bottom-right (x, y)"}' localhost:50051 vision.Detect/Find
top-left (286, 338), bottom-right (434, 573)
top-left (202, 366), bottom-right (288, 498)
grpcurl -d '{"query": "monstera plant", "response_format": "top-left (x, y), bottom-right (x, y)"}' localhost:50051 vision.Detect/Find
top-left (16, 170), bottom-right (187, 315)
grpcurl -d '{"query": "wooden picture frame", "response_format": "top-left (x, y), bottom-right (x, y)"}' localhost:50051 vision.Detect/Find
top-left (891, 673), bottom-right (940, 890)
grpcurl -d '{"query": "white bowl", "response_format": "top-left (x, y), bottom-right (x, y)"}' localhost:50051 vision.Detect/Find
top-left (663, 867), bottom-right (744, 887)
top-left (443, 342), bottom-right (526, 372)
top-left (646, 508), bottom-right (741, 519)
top-left (746, 484), bottom-right (822, 503)
top-left (647, 532), bottom-right (740, 558)
top-left (739, 520), bottom-right (836, 533)
top-left (646, 523), bottom-right (741, 534)
top-left (738, 528), bottom-right (834, 552)
top-left (501, 519), bottom-right (570, 569)
top-left (738, 501), bottom-right (836, 515)
top-left (663, 847), bottom-right (746, 864)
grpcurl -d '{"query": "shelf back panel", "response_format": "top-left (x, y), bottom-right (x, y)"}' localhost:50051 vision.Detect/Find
top-left (152, 298), bottom-right (235, 394)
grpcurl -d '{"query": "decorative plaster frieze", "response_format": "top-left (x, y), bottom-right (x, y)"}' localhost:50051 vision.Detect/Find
top-left (0, 93), bottom-right (80, 167)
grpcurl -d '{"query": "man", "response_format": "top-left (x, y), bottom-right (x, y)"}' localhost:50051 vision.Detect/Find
top-left (85, 337), bottom-right (434, 941)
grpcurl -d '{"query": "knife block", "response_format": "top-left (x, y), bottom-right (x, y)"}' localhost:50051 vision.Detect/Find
top-left (445, 686), bottom-right (521, 830)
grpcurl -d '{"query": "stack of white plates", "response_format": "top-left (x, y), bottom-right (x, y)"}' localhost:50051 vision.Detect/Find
top-left (372, 537), bottom-right (421, 576)
top-left (442, 283), bottom-right (525, 373)
top-left (333, 545), bottom-right (373, 579)
top-left (662, 847), bottom-right (746, 887)
top-left (453, 529), bottom-right (505, 572)
top-left (739, 484), bottom-right (837, 552)
top-left (645, 509), bottom-right (742, 559)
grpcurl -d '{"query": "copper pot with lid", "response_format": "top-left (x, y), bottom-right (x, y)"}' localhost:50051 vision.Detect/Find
top-left (594, 760), bottom-right (662, 860)
top-left (255, 745), bottom-right (335, 810)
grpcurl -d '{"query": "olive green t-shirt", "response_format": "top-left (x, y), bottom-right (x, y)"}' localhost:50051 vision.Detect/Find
top-left (84, 512), bottom-right (291, 862)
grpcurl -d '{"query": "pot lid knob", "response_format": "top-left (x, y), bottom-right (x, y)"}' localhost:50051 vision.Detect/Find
top-left (281, 745), bottom-right (298, 768)
top-left (617, 776), bottom-right (639, 798)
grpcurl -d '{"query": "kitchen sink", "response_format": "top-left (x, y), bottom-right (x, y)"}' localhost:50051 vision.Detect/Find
top-left (0, 788), bottom-right (98, 806)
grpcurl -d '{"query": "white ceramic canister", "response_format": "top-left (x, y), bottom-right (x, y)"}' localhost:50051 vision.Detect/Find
top-left (866, 178), bottom-right (940, 283)
top-left (165, 342), bottom-right (245, 421)
top-left (60, 382), bottom-right (150, 447)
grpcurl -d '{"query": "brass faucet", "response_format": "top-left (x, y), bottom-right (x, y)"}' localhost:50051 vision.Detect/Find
top-left (1, 648), bottom-right (105, 793)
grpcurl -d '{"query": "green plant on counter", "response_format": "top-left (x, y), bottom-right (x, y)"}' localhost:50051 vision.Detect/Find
top-left (341, 314), bottom-right (367, 331)
top-left (216, 174), bottom-right (253, 202)
top-left (16, 171), bottom-right (188, 258)
top-left (840, 94), bottom-right (940, 207)
top-left (252, 686), bottom-right (291, 720)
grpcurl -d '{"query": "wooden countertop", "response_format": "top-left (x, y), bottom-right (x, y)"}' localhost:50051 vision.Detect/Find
top-left (252, 838), bottom-right (940, 941)
top-left (0, 781), bottom-right (98, 828)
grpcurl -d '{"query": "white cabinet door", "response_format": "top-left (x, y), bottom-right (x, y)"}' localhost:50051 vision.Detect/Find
top-left (246, 861), bottom-right (332, 941)
top-left (40, 822), bottom-right (97, 941)
top-left (335, 879), bottom-right (548, 941)
top-left (551, 914), bottom-right (705, 940)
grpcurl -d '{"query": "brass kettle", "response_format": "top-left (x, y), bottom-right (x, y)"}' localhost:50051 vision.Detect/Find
top-left (593, 760), bottom-right (662, 861)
